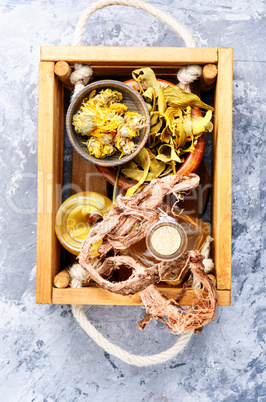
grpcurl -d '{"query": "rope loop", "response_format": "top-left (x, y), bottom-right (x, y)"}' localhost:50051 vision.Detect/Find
top-left (70, 0), bottom-right (200, 96)
top-left (72, 303), bottom-right (193, 367)
top-left (177, 65), bottom-right (203, 92)
top-left (72, 0), bottom-right (196, 47)
top-left (69, 236), bottom-right (213, 366)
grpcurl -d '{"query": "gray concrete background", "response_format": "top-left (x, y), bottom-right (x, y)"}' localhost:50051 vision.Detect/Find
top-left (0, 0), bottom-right (265, 401)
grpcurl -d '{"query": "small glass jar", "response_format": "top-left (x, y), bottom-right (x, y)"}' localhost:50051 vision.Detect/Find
top-left (128, 211), bottom-right (210, 285)
top-left (55, 192), bottom-right (112, 255)
top-left (146, 219), bottom-right (188, 262)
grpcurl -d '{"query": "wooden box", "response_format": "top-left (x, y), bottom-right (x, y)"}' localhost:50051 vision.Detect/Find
top-left (36, 46), bottom-right (233, 306)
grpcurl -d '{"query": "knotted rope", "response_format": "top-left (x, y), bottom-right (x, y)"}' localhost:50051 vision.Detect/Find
top-left (177, 65), bottom-right (203, 92)
top-left (70, 63), bottom-right (93, 97)
top-left (70, 0), bottom-right (202, 98)
top-left (69, 236), bottom-right (213, 366)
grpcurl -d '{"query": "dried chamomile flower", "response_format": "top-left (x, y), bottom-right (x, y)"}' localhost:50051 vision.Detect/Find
top-left (115, 135), bottom-right (136, 156)
top-left (99, 134), bottom-right (113, 145)
top-left (124, 111), bottom-right (148, 131)
top-left (72, 112), bottom-right (96, 135)
top-left (117, 125), bottom-right (137, 139)
top-left (73, 88), bottom-right (147, 159)
top-left (109, 103), bottom-right (128, 114)
top-left (86, 138), bottom-right (115, 159)
top-left (102, 144), bottom-right (116, 157)
top-left (93, 89), bottom-right (123, 105)
top-left (87, 137), bottom-right (103, 158)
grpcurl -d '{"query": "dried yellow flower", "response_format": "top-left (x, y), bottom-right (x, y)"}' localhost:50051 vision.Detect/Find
top-left (72, 89), bottom-right (148, 159)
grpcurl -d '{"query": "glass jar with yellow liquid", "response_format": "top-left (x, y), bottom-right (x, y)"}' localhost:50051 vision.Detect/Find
top-left (127, 208), bottom-right (210, 285)
top-left (55, 192), bottom-right (112, 255)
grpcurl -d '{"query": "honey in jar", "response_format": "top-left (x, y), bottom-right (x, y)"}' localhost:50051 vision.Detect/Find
top-left (55, 192), bottom-right (112, 255)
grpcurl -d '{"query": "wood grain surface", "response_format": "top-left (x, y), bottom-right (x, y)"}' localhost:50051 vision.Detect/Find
top-left (212, 48), bottom-right (233, 290)
top-left (36, 46), bottom-right (232, 306)
top-left (36, 62), bottom-right (64, 303)
top-left (41, 46), bottom-right (218, 64)
top-left (52, 287), bottom-right (230, 306)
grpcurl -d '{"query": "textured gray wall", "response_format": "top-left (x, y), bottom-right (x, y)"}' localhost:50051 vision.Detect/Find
top-left (0, 1), bottom-right (265, 401)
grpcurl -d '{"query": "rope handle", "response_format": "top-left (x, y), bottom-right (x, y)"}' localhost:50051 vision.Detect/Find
top-left (72, 0), bottom-right (196, 47)
top-left (72, 304), bottom-right (193, 367)
top-left (70, 0), bottom-right (202, 96)
top-left (70, 0), bottom-right (202, 99)
top-left (69, 237), bottom-right (214, 366)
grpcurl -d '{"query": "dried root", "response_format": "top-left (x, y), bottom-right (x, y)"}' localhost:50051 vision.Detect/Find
top-left (79, 173), bottom-right (200, 262)
top-left (138, 251), bottom-right (217, 334)
top-left (78, 174), bottom-right (217, 334)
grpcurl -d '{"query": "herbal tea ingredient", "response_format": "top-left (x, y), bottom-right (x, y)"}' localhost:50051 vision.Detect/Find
top-left (150, 226), bottom-right (181, 256)
top-left (78, 173), bottom-right (217, 334)
top-left (121, 68), bottom-right (214, 187)
top-left (72, 88), bottom-right (148, 158)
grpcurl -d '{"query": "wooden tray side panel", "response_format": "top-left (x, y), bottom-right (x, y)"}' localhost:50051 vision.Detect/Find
top-left (52, 288), bottom-right (231, 306)
top-left (212, 48), bottom-right (233, 291)
top-left (36, 62), bottom-right (64, 303)
top-left (41, 46), bottom-right (218, 65)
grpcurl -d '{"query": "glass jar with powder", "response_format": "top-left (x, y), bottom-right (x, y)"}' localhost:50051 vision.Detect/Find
top-left (127, 211), bottom-right (210, 285)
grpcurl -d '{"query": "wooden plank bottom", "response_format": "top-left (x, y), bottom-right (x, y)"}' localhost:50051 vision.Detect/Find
top-left (52, 287), bottom-right (231, 306)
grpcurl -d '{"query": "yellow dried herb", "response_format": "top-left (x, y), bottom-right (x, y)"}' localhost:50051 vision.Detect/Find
top-left (72, 88), bottom-right (148, 159)
top-left (158, 86), bottom-right (167, 114)
top-left (191, 110), bottom-right (213, 134)
top-left (125, 148), bottom-right (150, 197)
top-left (116, 68), bottom-right (214, 197)
top-left (132, 68), bottom-right (160, 96)
top-left (164, 86), bottom-right (214, 111)
top-left (122, 148), bottom-right (165, 182)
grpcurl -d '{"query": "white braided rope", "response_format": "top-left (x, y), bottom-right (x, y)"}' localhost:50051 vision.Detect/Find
top-left (69, 263), bottom-right (88, 289)
top-left (69, 235), bottom-right (213, 366)
top-left (72, 304), bottom-right (193, 366)
top-left (72, 0), bottom-right (195, 47)
top-left (177, 65), bottom-right (203, 92)
top-left (70, 0), bottom-right (199, 97)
